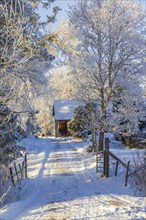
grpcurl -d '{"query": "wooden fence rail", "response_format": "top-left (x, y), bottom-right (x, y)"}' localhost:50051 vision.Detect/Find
top-left (106, 150), bottom-right (127, 169)
top-left (98, 138), bottom-right (131, 186)
top-left (105, 149), bottom-right (130, 186)
top-left (9, 154), bottom-right (27, 186)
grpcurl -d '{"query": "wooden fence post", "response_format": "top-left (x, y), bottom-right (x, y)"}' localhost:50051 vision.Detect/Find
top-left (14, 162), bottom-right (19, 181)
top-left (125, 161), bottom-right (130, 186)
top-left (96, 144), bottom-right (98, 173)
top-left (9, 167), bottom-right (15, 186)
top-left (24, 154), bottom-right (27, 178)
top-left (22, 161), bottom-right (25, 178)
top-left (18, 163), bottom-right (23, 179)
top-left (115, 161), bottom-right (119, 176)
top-left (104, 138), bottom-right (109, 177)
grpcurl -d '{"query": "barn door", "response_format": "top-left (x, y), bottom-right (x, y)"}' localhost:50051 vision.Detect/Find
top-left (59, 121), bottom-right (68, 136)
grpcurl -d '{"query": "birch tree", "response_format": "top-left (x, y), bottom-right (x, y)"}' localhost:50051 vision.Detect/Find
top-left (68, 0), bottom-right (145, 150)
top-left (0, 0), bottom-right (76, 128)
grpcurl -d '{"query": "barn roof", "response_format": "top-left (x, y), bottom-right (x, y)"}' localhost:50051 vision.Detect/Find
top-left (53, 100), bottom-right (81, 120)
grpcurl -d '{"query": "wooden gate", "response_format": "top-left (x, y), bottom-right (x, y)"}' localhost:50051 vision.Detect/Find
top-left (96, 138), bottom-right (131, 186)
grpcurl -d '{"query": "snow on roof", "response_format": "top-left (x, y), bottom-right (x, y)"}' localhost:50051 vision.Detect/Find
top-left (53, 100), bottom-right (81, 120)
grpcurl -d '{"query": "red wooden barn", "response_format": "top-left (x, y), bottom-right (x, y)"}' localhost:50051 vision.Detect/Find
top-left (53, 100), bottom-right (81, 137)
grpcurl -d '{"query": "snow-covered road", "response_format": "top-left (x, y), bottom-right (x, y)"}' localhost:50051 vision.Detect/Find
top-left (1, 137), bottom-right (145, 220)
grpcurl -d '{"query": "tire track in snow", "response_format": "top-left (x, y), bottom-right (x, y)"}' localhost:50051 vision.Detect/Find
top-left (33, 140), bottom-right (82, 220)
top-left (2, 138), bottom-right (144, 220)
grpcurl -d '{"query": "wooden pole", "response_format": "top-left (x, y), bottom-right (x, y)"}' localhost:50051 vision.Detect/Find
top-left (96, 143), bottom-right (98, 173)
top-left (115, 161), bottom-right (119, 176)
top-left (14, 162), bottom-right (19, 181)
top-left (103, 151), bottom-right (107, 176)
top-left (9, 167), bottom-right (15, 186)
top-left (98, 131), bottom-right (104, 151)
top-left (24, 154), bottom-right (27, 178)
top-left (18, 163), bottom-right (23, 179)
top-left (104, 138), bottom-right (109, 177)
top-left (105, 138), bottom-right (109, 150)
top-left (125, 161), bottom-right (130, 186)
top-left (22, 161), bottom-right (25, 178)
top-left (95, 130), bottom-right (99, 173)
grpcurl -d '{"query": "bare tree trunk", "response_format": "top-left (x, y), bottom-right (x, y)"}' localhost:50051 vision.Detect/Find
top-left (98, 130), bottom-right (104, 151)
top-left (98, 99), bottom-right (106, 151)
top-left (92, 129), bottom-right (96, 151)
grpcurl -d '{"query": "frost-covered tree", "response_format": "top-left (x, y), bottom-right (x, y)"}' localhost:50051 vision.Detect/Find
top-left (0, 0), bottom-right (77, 116)
top-left (0, 104), bottom-right (26, 171)
top-left (0, 0), bottom-right (57, 132)
top-left (0, 0), bottom-right (70, 175)
top-left (112, 76), bottom-right (144, 131)
top-left (68, 105), bottom-right (86, 138)
top-left (26, 112), bottom-right (40, 135)
top-left (33, 97), bottom-right (54, 136)
top-left (49, 65), bottom-right (80, 100)
top-left (68, 0), bottom-right (145, 150)
top-left (68, 101), bottom-right (100, 144)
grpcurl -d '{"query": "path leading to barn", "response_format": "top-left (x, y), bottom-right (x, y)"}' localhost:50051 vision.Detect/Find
top-left (1, 137), bottom-right (145, 220)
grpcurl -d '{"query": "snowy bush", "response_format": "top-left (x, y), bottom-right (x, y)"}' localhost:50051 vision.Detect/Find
top-left (68, 101), bottom-right (100, 139)
top-left (26, 113), bottom-right (41, 136)
top-left (0, 102), bottom-right (26, 188)
top-left (68, 105), bottom-right (88, 139)
top-left (130, 152), bottom-right (146, 196)
top-left (115, 132), bottom-right (146, 149)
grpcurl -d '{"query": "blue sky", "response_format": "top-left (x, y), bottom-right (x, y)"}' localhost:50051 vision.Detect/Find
top-left (38, 0), bottom-right (74, 27)
top-left (38, 0), bottom-right (146, 30)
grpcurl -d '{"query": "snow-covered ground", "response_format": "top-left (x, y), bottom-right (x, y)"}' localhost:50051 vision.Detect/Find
top-left (0, 136), bottom-right (146, 220)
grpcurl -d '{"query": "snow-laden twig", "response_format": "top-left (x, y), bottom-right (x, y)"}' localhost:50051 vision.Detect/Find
top-left (0, 186), bottom-right (11, 204)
